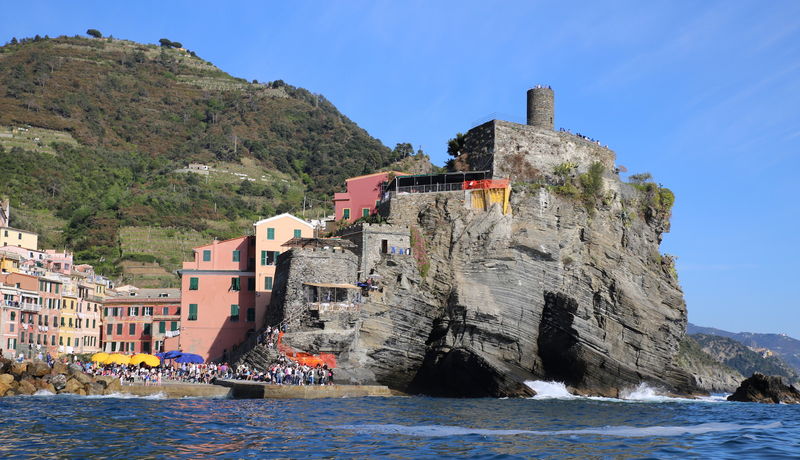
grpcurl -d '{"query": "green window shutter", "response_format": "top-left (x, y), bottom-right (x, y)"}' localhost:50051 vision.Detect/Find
top-left (363, 208), bottom-right (370, 217)
top-left (55, 284), bottom-right (59, 294)
top-left (343, 209), bottom-right (350, 220)
top-left (231, 277), bottom-right (240, 291)
top-left (267, 228), bottom-right (275, 240)
top-left (129, 323), bottom-right (136, 335)
top-left (189, 277), bottom-right (199, 290)
top-left (116, 324), bottom-right (122, 335)
top-left (159, 321), bottom-right (166, 333)
top-left (247, 277), bottom-right (255, 291)
top-left (171, 321), bottom-right (178, 331)
top-left (232, 250), bottom-right (240, 262)
top-left (143, 323), bottom-right (151, 335)
top-left (188, 304), bottom-right (198, 321)
top-left (294, 229), bottom-right (301, 238)
top-left (247, 307), bottom-right (255, 322)
top-left (260, 250), bottom-right (267, 266)
top-left (202, 250), bottom-right (211, 261)
top-left (230, 304), bottom-right (239, 321)
top-left (265, 276), bottom-right (273, 290)
top-left (376, 200), bottom-right (381, 208)
top-left (106, 324), bottom-right (112, 335)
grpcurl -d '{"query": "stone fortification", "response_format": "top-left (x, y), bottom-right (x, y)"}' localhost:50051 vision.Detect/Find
top-left (267, 247), bottom-right (358, 328)
top-left (461, 120), bottom-right (616, 181)
top-left (338, 223), bottom-right (411, 278)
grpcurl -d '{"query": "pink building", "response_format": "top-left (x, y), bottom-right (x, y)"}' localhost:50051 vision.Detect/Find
top-left (179, 236), bottom-right (256, 362)
top-left (44, 250), bottom-right (74, 275)
top-left (333, 171), bottom-right (407, 223)
top-left (102, 288), bottom-right (181, 354)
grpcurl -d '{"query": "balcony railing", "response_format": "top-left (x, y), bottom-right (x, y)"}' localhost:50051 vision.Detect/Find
top-left (306, 302), bottom-right (360, 313)
top-left (20, 302), bottom-right (42, 312)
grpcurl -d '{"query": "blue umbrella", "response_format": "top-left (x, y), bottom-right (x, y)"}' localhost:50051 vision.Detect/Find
top-left (154, 352), bottom-right (166, 359)
top-left (162, 350), bottom-right (182, 359)
top-left (174, 353), bottom-right (204, 364)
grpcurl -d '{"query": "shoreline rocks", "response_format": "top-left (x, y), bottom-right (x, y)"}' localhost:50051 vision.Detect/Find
top-left (727, 373), bottom-right (800, 404)
top-left (0, 358), bottom-right (121, 397)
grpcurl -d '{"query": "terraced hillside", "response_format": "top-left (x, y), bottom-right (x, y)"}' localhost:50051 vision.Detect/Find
top-left (0, 33), bottom-right (404, 275)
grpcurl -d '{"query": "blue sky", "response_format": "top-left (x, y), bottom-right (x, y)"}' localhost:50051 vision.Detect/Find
top-left (3, 1), bottom-right (799, 336)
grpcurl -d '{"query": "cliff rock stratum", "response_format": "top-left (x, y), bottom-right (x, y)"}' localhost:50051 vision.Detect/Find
top-left (246, 89), bottom-right (701, 398)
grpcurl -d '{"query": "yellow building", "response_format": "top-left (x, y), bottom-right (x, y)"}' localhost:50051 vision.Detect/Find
top-left (59, 290), bottom-right (79, 355)
top-left (252, 213), bottom-right (314, 320)
top-left (0, 250), bottom-right (20, 273)
top-left (0, 227), bottom-right (38, 251)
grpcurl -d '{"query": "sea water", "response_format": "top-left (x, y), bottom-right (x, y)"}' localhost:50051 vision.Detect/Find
top-left (1, 383), bottom-right (798, 458)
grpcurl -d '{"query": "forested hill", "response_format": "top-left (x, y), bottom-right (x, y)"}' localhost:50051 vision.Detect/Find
top-left (0, 33), bottom-right (405, 277)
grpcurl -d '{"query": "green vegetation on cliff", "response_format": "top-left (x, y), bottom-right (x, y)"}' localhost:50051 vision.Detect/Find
top-left (691, 333), bottom-right (799, 383)
top-left (0, 34), bottom-right (403, 275)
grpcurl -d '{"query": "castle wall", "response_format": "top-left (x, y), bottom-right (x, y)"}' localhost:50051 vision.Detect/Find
top-left (268, 248), bottom-right (358, 329)
top-left (462, 120), bottom-right (616, 181)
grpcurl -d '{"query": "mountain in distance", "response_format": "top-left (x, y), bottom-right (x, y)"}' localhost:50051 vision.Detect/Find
top-left (0, 33), bottom-right (427, 280)
top-left (688, 323), bottom-right (800, 375)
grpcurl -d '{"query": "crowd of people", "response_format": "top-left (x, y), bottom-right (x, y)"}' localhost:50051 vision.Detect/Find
top-left (558, 127), bottom-right (607, 147)
top-left (232, 358), bottom-right (334, 386)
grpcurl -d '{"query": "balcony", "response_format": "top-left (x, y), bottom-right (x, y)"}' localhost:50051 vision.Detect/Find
top-left (20, 302), bottom-right (42, 312)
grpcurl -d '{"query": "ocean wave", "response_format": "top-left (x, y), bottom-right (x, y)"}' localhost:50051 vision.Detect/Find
top-left (524, 380), bottom-right (576, 399)
top-left (15, 391), bottom-right (166, 400)
top-left (333, 421), bottom-right (783, 438)
top-left (524, 380), bottom-right (728, 403)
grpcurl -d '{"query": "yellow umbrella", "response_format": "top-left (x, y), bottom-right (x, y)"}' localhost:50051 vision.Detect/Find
top-left (106, 354), bottom-right (131, 365)
top-left (91, 352), bottom-right (109, 363)
top-left (130, 353), bottom-right (161, 367)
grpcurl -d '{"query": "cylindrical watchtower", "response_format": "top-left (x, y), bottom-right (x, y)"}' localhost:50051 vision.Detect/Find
top-left (527, 86), bottom-right (554, 130)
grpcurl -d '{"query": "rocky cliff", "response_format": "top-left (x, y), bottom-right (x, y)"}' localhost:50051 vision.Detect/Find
top-left (271, 162), bottom-right (699, 397)
top-left (675, 336), bottom-right (743, 393)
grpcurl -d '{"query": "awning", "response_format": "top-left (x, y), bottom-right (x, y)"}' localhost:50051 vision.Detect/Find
top-left (1, 288), bottom-right (18, 295)
top-left (303, 282), bottom-right (361, 290)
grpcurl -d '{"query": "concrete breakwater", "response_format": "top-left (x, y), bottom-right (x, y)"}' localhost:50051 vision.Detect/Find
top-left (213, 379), bottom-right (397, 399)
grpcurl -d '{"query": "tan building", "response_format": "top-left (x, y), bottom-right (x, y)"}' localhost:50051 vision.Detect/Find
top-left (0, 227), bottom-right (38, 251)
top-left (252, 214), bottom-right (313, 319)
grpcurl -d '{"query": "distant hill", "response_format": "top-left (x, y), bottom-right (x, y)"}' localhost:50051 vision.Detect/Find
top-left (675, 336), bottom-right (743, 393)
top-left (690, 333), bottom-right (799, 384)
top-left (688, 323), bottom-right (800, 375)
top-left (0, 33), bottom-right (420, 276)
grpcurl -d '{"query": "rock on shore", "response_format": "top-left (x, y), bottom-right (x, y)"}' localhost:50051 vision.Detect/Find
top-left (0, 358), bottom-right (121, 397)
top-left (727, 373), bottom-right (800, 404)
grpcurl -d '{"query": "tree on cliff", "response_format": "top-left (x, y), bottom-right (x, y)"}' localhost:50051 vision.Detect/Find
top-left (447, 133), bottom-right (466, 157)
top-left (86, 29), bottom-right (102, 38)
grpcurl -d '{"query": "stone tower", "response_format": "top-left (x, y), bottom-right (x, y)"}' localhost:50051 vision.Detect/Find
top-left (526, 86), bottom-right (554, 130)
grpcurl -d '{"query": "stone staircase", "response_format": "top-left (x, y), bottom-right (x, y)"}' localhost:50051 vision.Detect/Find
top-left (235, 343), bottom-right (281, 372)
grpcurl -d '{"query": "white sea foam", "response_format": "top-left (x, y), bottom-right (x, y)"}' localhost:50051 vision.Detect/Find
top-left (17, 391), bottom-right (166, 400)
top-left (334, 421), bottom-right (782, 438)
top-left (524, 380), bottom-right (576, 399)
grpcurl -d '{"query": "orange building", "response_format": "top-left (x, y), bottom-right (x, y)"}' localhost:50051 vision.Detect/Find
top-left (252, 213), bottom-right (313, 318)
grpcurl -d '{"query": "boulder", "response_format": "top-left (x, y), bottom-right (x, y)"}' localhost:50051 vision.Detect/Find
top-left (0, 373), bottom-right (14, 385)
top-left (0, 382), bottom-right (11, 396)
top-left (52, 362), bottom-right (68, 375)
top-left (85, 382), bottom-right (105, 396)
top-left (95, 376), bottom-right (121, 393)
top-left (728, 373), bottom-right (800, 404)
top-left (50, 374), bottom-right (67, 391)
top-left (29, 360), bottom-right (51, 377)
top-left (0, 357), bottom-right (12, 374)
top-left (63, 378), bottom-right (83, 394)
top-left (17, 379), bottom-right (36, 395)
top-left (10, 362), bottom-right (27, 377)
top-left (70, 371), bottom-right (92, 385)
top-left (67, 364), bottom-right (84, 376)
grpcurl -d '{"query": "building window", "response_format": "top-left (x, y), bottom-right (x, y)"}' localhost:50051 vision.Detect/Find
top-left (232, 250), bottom-right (240, 262)
top-left (163, 307), bottom-right (169, 315)
top-left (143, 323), bottom-right (151, 335)
top-left (60, 317), bottom-right (65, 327)
top-left (294, 229), bottom-right (301, 238)
top-left (59, 336), bottom-right (62, 345)
top-left (159, 321), bottom-right (166, 333)
top-left (362, 208), bottom-right (370, 217)
top-left (107, 324), bottom-right (112, 335)
top-left (343, 208), bottom-right (350, 220)
top-left (116, 324), bottom-right (122, 335)
top-left (267, 228), bottom-right (275, 240)
top-left (230, 304), bottom-right (239, 321)
top-left (110, 342), bottom-right (116, 352)
top-left (171, 321), bottom-right (178, 331)
top-left (202, 250), bottom-right (211, 262)
top-left (67, 337), bottom-right (71, 346)
top-left (230, 277), bottom-right (240, 291)
top-left (376, 200), bottom-right (381, 208)
top-left (143, 307), bottom-right (153, 316)
top-left (129, 323), bottom-right (136, 335)
top-left (55, 284), bottom-right (59, 294)
top-left (246, 308), bottom-right (255, 322)
top-left (189, 277), bottom-right (199, 290)
top-left (260, 250), bottom-right (280, 266)
top-left (188, 304), bottom-right (198, 321)
top-left (265, 276), bottom-right (273, 290)
top-left (247, 277), bottom-right (255, 291)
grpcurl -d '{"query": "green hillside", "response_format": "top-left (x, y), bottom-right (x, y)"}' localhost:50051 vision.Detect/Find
top-left (0, 33), bottom-right (402, 275)
top-left (691, 333), bottom-right (799, 384)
